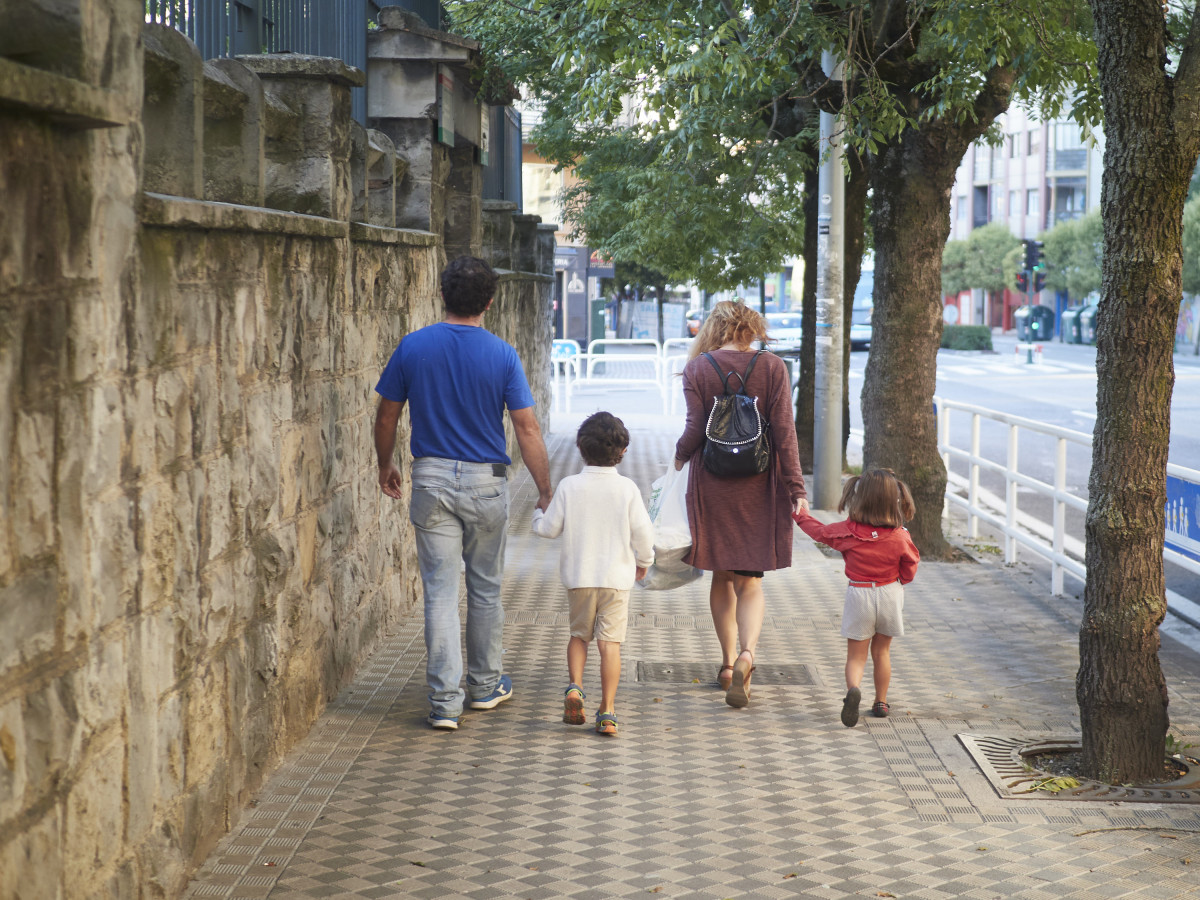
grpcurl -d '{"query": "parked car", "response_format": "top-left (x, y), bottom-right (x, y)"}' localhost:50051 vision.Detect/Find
top-left (686, 308), bottom-right (704, 337)
top-left (765, 311), bottom-right (804, 352)
top-left (850, 269), bottom-right (873, 350)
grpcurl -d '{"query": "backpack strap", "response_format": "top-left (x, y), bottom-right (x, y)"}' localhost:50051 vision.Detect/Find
top-left (702, 352), bottom-right (733, 394)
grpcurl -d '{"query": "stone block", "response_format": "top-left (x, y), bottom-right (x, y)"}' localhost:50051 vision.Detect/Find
top-left (237, 55), bottom-right (364, 221)
top-left (77, 633), bottom-right (127, 736)
top-left (122, 375), bottom-right (156, 479)
top-left (191, 361), bottom-right (221, 460)
top-left (444, 142), bottom-right (482, 259)
top-left (203, 59), bottom-right (265, 206)
top-left (85, 382), bottom-right (123, 494)
top-left (368, 130), bottom-right (399, 229)
top-left (170, 468), bottom-right (202, 603)
top-left (22, 671), bottom-right (83, 803)
top-left (63, 736), bottom-right (125, 892)
top-left (11, 410), bottom-right (54, 561)
top-left (154, 369), bottom-right (192, 467)
top-left (0, 805), bottom-right (61, 900)
top-left (202, 455), bottom-right (234, 564)
top-left (512, 214), bottom-right (542, 273)
top-left (482, 200), bottom-right (517, 269)
top-left (142, 24), bottom-right (204, 198)
top-left (87, 490), bottom-right (137, 629)
top-left (183, 660), bottom-right (227, 792)
top-left (0, 696), bottom-right (26, 823)
top-left (0, 565), bottom-right (56, 675)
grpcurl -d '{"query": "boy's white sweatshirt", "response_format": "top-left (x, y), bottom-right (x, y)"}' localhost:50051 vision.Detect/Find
top-left (531, 466), bottom-right (655, 590)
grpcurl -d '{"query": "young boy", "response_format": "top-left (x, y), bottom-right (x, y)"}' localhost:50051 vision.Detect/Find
top-left (532, 412), bottom-right (655, 735)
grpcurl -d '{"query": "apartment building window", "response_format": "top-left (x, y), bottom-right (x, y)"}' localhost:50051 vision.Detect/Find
top-left (1028, 128), bottom-right (1040, 156)
top-left (1009, 135), bottom-right (1018, 158)
top-left (1026, 189), bottom-right (1040, 216)
top-left (522, 163), bottom-right (563, 227)
top-left (1008, 190), bottom-right (1019, 216)
top-left (956, 196), bottom-right (968, 220)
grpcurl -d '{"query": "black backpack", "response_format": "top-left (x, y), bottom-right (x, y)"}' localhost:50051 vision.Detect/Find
top-left (700, 351), bottom-right (771, 477)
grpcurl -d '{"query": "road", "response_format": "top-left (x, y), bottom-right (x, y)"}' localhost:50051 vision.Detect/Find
top-left (847, 333), bottom-right (1200, 609)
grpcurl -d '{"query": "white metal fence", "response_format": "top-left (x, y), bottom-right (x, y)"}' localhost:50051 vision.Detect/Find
top-left (550, 339), bottom-right (681, 413)
top-left (934, 395), bottom-right (1200, 596)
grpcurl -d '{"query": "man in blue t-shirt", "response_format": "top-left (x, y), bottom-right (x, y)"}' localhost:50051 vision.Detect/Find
top-left (375, 256), bottom-right (552, 731)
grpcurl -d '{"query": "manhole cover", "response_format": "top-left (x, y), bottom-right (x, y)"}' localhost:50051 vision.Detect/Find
top-left (637, 661), bottom-right (818, 685)
top-left (958, 733), bottom-right (1200, 803)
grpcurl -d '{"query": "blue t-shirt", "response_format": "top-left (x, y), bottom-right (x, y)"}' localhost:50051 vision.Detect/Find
top-left (375, 322), bottom-right (535, 464)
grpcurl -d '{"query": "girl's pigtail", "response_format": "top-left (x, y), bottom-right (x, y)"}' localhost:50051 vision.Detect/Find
top-left (895, 478), bottom-right (916, 523)
top-left (837, 475), bottom-right (860, 515)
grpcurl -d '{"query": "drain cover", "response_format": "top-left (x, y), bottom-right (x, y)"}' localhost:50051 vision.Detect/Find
top-left (637, 661), bottom-right (818, 685)
top-left (958, 733), bottom-right (1200, 803)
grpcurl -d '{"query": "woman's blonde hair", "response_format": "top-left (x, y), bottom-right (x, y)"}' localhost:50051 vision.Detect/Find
top-left (838, 468), bottom-right (916, 528)
top-left (688, 300), bottom-right (770, 360)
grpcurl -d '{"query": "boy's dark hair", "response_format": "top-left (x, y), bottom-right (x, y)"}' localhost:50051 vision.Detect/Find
top-left (838, 468), bottom-right (916, 528)
top-left (576, 412), bottom-right (629, 467)
top-left (441, 256), bottom-right (499, 317)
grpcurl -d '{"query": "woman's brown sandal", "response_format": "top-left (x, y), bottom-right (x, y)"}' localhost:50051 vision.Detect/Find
top-left (725, 650), bottom-right (755, 708)
top-left (717, 664), bottom-right (735, 691)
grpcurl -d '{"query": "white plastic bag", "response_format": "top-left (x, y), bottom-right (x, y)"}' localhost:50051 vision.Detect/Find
top-left (638, 462), bottom-right (703, 590)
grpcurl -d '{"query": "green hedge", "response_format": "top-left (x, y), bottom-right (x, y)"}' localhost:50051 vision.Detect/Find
top-left (941, 325), bottom-right (993, 351)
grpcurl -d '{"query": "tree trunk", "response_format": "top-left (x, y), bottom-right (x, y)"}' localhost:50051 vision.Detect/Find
top-left (842, 151), bottom-right (868, 468)
top-left (1076, 0), bottom-right (1199, 783)
top-left (864, 119), bottom-right (1002, 558)
top-left (795, 169), bottom-right (818, 471)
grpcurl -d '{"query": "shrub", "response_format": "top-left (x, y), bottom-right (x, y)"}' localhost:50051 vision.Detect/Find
top-left (941, 324), bottom-right (993, 351)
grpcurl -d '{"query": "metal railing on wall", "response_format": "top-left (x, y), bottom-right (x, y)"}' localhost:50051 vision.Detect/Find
top-left (145, 0), bottom-right (382, 123)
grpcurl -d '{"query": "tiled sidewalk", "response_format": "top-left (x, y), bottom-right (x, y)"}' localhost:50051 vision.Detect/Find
top-left (184, 420), bottom-right (1200, 900)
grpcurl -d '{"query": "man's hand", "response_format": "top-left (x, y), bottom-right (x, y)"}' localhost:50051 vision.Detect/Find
top-left (635, 565), bottom-right (647, 582)
top-left (673, 457), bottom-right (685, 472)
top-left (379, 464), bottom-right (404, 499)
top-left (537, 490), bottom-right (553, 512)
top-left (793, 497), bottom-right (810, 516)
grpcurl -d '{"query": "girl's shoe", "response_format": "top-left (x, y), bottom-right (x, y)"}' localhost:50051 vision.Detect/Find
top-left (725, 649), bottom-right (755, 708)
top-left (563, 685), bottom-right (586, 725)
top-left (871, 700), bottom-right (890, 718)
top-left (717, 664), bottom-right (735, 692)
top-left (841, 687), bottom-right (862, 727)
top-left (595, 711), bottom-right (618, 736)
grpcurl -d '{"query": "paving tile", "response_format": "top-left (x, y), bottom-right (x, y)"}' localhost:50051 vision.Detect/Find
top-left (182, 423), bottom-right (1200, 900)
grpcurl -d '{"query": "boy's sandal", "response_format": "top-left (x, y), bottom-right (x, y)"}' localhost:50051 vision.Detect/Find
top-left (717, 664), bottom-right (735, 692)
top-left (725, 650), bottom-right (755, 709)
top-left (871, 700), bottom-right (890, 718)
top-left (563, 685), bottom-right (586, 725)
top-left (595, 711), bottom-right (618, 736)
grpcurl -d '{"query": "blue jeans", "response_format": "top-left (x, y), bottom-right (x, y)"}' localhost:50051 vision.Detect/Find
top-left (409, 458), bottom-right (509, 718)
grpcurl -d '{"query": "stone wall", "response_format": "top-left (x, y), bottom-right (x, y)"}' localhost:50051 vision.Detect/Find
top-left (0, 6), bottom-right (553, 899)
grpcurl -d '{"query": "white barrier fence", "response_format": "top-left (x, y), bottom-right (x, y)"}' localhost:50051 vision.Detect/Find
top-left (550, 338), bottom-right (683, 413)
top-left (933, 395), bottom-right (1200, 599)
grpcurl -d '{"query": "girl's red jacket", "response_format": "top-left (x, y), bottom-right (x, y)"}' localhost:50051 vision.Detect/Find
top-left (793, 510), bottom-right (920, 585)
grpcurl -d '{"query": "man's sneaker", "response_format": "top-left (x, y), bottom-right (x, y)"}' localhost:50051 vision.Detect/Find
top-left (428, 713), bottom-right (459, 730)
top-left (595, 711), bottom-right (618, 736)
top-left (563, 684), bottom-right (586, 725)
top-left (469, 674), bottom-right (513, 710)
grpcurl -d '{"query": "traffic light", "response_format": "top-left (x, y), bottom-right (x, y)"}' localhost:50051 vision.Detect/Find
top-left (1015, 271), bottom-right (1029, 292)
top-left (1024, 239), bottom-right (1044, 272)
top-left (1034, 271), bottom-right (1047, 293)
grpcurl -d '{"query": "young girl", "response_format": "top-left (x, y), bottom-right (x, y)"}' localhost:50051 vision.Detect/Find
top-left (793, 469), bottom-right (920, 727)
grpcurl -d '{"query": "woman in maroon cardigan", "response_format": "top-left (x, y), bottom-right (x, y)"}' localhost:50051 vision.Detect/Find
top-left (673, 301), bottom-right (809, 708)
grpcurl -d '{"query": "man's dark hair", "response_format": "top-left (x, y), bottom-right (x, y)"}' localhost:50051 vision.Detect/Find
top-left (576, 412), bottom-right (629, 467)
top-left (441, 256), bottom-right (499, 317)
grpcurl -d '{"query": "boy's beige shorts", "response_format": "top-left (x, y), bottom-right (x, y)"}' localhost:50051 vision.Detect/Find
top-left (567, 588), bottom-right (631, 642)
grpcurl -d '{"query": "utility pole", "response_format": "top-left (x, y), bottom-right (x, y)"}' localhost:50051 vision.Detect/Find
top-left (813, 50), bottom-right (845, 509)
